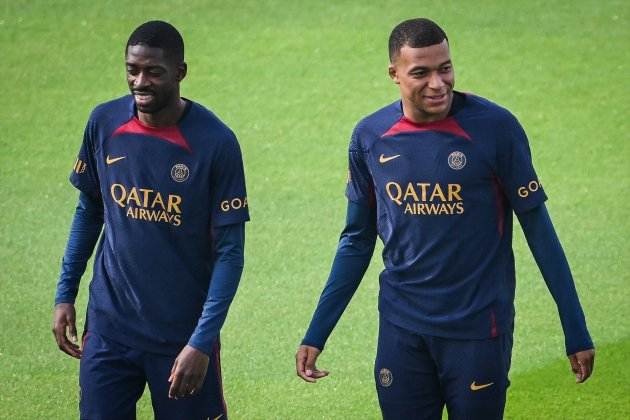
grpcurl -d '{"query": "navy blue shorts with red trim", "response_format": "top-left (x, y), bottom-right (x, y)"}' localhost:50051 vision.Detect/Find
top-left (79, 331), bottom-right (226, 420)
top-left (375, 315), bottom-right (513, 420)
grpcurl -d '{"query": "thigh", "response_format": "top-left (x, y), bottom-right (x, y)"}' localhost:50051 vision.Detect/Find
top-left (79, 332), bottom-right (146, 420)
top-left (375, 316), bottom-right (444, 420)
top-left (434, 333), bottom-right (513, 420)
top-left (145, 341), bottom-right (227, 420)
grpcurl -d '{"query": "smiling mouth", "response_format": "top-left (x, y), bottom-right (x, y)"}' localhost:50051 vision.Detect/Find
top-left (133, 92), bottom-right (156, 106)
top-left (424, 93), bottom-right (447, 100)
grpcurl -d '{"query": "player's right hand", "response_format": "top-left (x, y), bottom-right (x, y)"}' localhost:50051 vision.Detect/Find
top-left (52, 303), bottom-right (81, 359)
top-left (295, 344), bottom-right (329, 383)
top-left (568, 348), bottom-right (595, 383)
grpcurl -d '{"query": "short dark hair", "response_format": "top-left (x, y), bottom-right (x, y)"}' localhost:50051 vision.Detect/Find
top-left (126, 20), bottom-right (184, 63)
top-left (388, 18), bottom-right (448, 62)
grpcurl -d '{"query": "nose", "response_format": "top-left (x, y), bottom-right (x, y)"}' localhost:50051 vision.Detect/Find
top-left (427, 71), bottom-right (445, 89)
top-left (133, 71), bottom-right (150, 89)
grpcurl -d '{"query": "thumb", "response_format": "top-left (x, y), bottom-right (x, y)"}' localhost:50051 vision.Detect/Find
top-left (169, 358), bottom-right (178, 383)
top-left (67, 318), bottom-right (78, 344)
top-left (568, 354), bottom-right (579, 373)
top-left (305, 349), bottom-right (318, 376)
top-left (568, 355), bottom-right (583, 382)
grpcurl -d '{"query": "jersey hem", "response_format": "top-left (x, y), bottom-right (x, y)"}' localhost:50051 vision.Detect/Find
top-left (379, 309), bottom-right (514, 341)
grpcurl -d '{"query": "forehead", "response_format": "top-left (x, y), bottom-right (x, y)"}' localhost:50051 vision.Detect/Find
top-left (126, 44), bottom-right (169, 66)
top-left (395, 40), bottom-right (451, 68)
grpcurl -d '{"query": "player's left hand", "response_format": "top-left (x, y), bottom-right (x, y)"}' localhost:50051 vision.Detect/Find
top-left (295, 344), bottom-right (329, 383)
top-left (168, 344), bottom-right (209, 399)
top-left (568, 348), bottom-right (595, 383)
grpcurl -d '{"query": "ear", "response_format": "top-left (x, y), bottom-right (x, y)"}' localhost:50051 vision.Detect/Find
top-left (177, 62), bottom-right (187, 82)
top-left (388, 64), bottom-right (400, 84)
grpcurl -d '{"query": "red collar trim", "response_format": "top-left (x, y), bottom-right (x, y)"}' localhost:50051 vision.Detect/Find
top-left (112, 117), bottom-right (191, 153)
top-left (382, 116), bottom-right (471, 141)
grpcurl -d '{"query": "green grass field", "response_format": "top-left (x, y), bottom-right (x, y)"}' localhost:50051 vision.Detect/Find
top-left (1, 0), bottom-right (629, 418)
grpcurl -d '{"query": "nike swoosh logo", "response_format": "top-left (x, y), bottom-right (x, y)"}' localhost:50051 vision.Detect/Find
top-left (470, 381), bottom-right (494, 391)
top-left (106, 155), bottom-right (126, 165)
top-left (379, 154), bottom-right (400, 164)
top-left (212, 414), bottom-right (224, 420)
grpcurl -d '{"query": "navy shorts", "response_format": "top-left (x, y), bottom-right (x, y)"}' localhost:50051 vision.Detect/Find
top-left (79, 331), bottom-right (227, 420)
top-left (375, 315), bottom-right (513, 420)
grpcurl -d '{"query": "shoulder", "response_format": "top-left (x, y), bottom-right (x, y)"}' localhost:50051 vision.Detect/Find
top-left (85, 96), bottom-right (135, 138)
top-left (89, 95), bottom-right (133, 124)
top-left (182, 101), bottom-right (243, 159)
top-left (184, 100), bottom-right (238, 142)
top-left (459, 94), bottom-right (530, 155)
top-left (351, 101), bottom-right (403, 151)
top-left (459, 93), bottom-right (522, 129)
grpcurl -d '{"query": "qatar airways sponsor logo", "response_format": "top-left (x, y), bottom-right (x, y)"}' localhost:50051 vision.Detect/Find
top-left (110, 183), bottom-right (183, 226)
top-left (385, 181), bottom-right (464, 215)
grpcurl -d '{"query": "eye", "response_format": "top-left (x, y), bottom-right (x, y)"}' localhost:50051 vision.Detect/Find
top-left (126, 67), bottom-right (139, 76)
top-left (440, 65), bottom-right (452, 73)
top-left (411, 70), bottom-right (427, 78)
top-left (148, 69), bottom-right (165, 77)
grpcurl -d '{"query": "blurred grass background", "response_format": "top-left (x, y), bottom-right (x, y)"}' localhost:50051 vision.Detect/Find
top-left (0, 1), bottom-right (628, 418)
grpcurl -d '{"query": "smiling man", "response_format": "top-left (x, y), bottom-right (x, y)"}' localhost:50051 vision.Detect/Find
top-left (296, 18), bottom-right (594, 419)
top-left (52, 21), bottom-right (248, 419)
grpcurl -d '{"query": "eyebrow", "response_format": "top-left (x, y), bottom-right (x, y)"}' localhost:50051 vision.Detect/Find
top-left (409, 60), bottom-right (452, 72)
top-left (125, 62), bottom-right (166, 70)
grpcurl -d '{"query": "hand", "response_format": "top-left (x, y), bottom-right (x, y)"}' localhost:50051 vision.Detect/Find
top-left (168, 344), bottom-right (209, 399)
top-left (52, 303), bottom-right (81, 358)
top-left (568, 348), bottom-right (595, 383)
top-left (295, 344), bottom-right (329, 383)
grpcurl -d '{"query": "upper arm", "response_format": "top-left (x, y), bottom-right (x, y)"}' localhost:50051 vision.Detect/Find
top-left (495, 113), bottom-right (547, 214)
top-left (345, 125), bottom-right (375, 208)
top-left (209, 132), bottom-right (250, 228)
top-left (69, 118), bottom-right (101, 200)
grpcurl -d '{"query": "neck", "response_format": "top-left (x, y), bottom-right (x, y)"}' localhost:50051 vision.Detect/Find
top-left (138, 98), bottom-right (186, 127)
top-left (401, 97), bottom-right (452, 124)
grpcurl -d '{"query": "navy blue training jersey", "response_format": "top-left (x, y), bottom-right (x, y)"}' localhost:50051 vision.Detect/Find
top-left (70, 95), bottom-right (249, 354)
top-left (346, 92), bottom-right (546, 339)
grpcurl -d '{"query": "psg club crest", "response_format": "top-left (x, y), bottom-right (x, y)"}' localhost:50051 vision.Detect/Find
top-left (171, 163), bottom-right (190, 182)
top-left (447, 151), bottom-right (466, 170)
top-left (379, 368), bottom-right (393, 387)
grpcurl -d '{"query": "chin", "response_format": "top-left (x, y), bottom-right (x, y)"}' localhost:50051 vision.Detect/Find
top-left (432, 105), bottom-right (450, 115)
top-left (135, 103), bottom-right (160, 114)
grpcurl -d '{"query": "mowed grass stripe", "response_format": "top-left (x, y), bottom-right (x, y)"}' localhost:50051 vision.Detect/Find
top-left (506, 339), bottom-right (630, 419)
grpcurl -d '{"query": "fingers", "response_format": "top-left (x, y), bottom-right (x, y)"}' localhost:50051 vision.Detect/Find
top-left (295, 347), bottom-right (315, 383)
top-left (54, 330), bottom-right (81, 358)
top-left (169, 371), bottom-right (204, 399)
top-left (67, 317), bottom-right (79, 345)
top-left (576, 349), bottom-right (595, 383)
top-left (168, 349), bottom-right (208, 399)
top-left (568, 354), bottom-right (580, 374)
top-left (295, 345), bottom-right (328, 383)
top-left (569, 349), bottom-right (595, 383)
top-left (305, 349), bottom-right (329, 379)
top-left (168, 359), bottom-right (181, 399)
top-left (310, 369), bottom-right (330, 379)
top-left (53, 325), bottom-right (81, 358)
top-left (168, 358), bottom-right (177, 384)
top-left (52, 308), bottom-right (81, 359)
